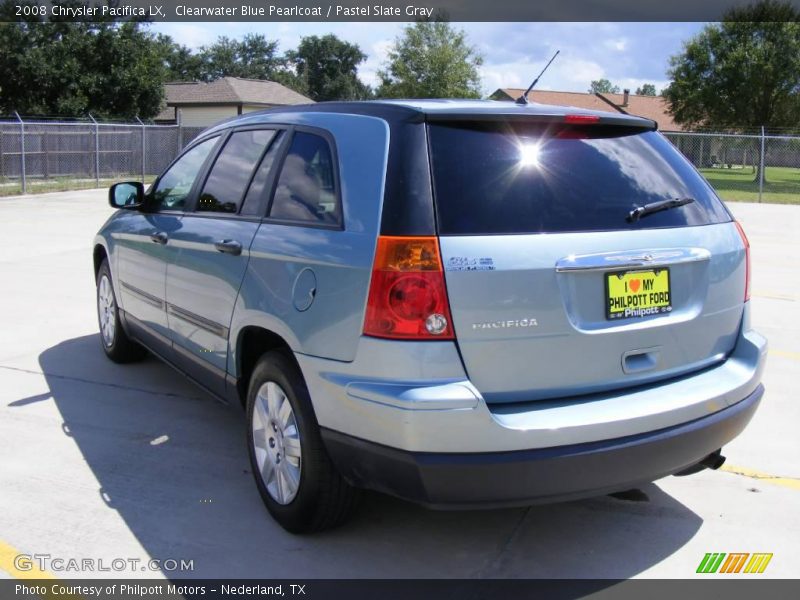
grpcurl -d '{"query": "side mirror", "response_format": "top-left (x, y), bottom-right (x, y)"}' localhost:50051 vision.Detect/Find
top-left (109, 182), bottom-right (145, 209)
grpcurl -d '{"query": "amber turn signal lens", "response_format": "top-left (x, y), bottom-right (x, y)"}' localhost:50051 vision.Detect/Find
top-left (363, 236), bottom-right (455, 340)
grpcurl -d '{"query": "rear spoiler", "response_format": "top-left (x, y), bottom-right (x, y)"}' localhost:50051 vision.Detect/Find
top-left (424, 111), bottom-right (658, 131)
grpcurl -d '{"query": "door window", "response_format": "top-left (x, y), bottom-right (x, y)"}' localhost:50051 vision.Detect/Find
top-left (151, 137), bottom-right (218, 211)
top-left (240, 132), bottom-right (284, 216)
top-left (198, 129), bottom-right (277, 214)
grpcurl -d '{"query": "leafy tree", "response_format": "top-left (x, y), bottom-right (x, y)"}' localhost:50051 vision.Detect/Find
top-left (288, 35), bottom-right (370, 101)
top-left (663, 0), bottom-right (800, 180)
top-left (0, 1), bottom-right (166, 119)
top-left (589, 79), bottom-right (620, 94)
top-left (377, 22), bottom-right (482, 99)
top-left (635, 83), bottom-right (657, 96)
top-left (158, 36), bottom-right (204, 82)
top-left (195, 34), bottom-right (287, 82)
top-left (162, 33), bottom-right (306, 94)
top-left (664, 0), bottom-right (800, 130)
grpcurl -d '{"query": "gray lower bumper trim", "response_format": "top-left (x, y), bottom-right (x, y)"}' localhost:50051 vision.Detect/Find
top-left (322, 384), bottom-right (763, 509)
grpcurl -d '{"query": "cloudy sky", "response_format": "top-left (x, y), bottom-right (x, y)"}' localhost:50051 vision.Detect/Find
top-left (151, 22), bottom-right (707, 95)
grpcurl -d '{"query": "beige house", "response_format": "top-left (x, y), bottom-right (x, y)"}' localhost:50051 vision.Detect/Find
top-left (490, 88), bottom-right (684, 132)
top-left (155, 77), bottom-right (312, 127)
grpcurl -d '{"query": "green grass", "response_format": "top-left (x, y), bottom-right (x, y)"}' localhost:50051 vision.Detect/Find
top-left (700, 166), bottom-right (800, 204)
top-left (0, 176), bottom-right (155, 197)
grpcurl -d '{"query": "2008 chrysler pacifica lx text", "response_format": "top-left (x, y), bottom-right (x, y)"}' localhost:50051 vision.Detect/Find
top-left (93, 100), bottom-right (767, 533)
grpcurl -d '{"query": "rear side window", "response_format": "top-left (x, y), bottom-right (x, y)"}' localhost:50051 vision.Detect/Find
top-left (428, 123), bottom-right (731, 235)
top-left (269, 132), bottom-right (341, 226)
top-left (198, 129), bottom-right (276, 214)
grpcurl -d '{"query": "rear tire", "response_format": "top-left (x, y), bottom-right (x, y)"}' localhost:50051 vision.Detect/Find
top-left (246, 350), bottom-right (359, 533)
top-left (96, 259), bottom-right (146, 363)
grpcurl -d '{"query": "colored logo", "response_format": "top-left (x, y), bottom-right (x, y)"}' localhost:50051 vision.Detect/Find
top-left (696, 553), bottom-right (773, 574)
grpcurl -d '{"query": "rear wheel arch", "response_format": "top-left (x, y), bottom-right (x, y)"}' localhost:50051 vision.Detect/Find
top-left (235, 326), bottom-right (300, 407)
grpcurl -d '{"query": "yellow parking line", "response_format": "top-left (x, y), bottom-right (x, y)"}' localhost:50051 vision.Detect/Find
top-left (752, 291), bottom-right (796, 302)
top-left (0, 540), bottom-right (56, 579)
top-left (771, 349), bottom-right (800, 361)
top-left (0, 540), bottom-right (86, 600)
top-left (720, 464), bottom-right (800, 491)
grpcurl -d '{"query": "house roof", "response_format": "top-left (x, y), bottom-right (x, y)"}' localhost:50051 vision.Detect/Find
top-left (596, 91), bottom-right (681, 131)
top-left (153, 77), bottom-right (312, 122)
top-left (164, 77), bottom-right (311, 107)
top-left (490, 88), bottom-right (683, 132)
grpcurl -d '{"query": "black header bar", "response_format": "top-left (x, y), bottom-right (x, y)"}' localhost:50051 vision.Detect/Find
top-left (6, 0), bottom-right (800, 22)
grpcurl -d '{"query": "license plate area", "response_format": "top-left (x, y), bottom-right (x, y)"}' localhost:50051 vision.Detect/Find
top-left (606, 268), bottom-right (672, 320)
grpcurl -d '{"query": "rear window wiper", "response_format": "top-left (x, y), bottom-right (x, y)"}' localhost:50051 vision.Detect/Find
top-left (627, 197), bottom-right (695, 223)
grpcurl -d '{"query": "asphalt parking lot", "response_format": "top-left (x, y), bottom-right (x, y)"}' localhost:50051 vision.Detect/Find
top-left (0, 189), bottom-right (798, 580)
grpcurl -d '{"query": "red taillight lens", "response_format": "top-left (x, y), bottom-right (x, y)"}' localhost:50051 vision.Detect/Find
top-left (363, 236), bottom-right (454, 340)
top-left (734, 221), bottom-right (751, 302)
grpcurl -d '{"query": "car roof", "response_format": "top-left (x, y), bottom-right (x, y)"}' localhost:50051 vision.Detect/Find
top-left (203, 98), bottom-right (658, 136)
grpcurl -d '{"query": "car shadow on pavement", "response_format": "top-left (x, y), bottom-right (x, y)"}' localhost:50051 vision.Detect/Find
top-left (25, 334), bottom-right (704, 579)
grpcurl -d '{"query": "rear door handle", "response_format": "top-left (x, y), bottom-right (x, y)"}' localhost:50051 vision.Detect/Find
top-left (150, 232), bottom-right (168, 245)
top-left (214, 239), bottom-right (242, 256)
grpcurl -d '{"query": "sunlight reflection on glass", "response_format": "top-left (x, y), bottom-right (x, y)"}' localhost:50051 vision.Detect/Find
top-left (518, 143), bottom-right (541, 168)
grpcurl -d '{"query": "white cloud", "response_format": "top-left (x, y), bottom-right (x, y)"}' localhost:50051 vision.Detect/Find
top-left (616, 78), bottom-right (671, 94)
top-left (603, 38), bottom-right (628, 52)
top-left (358, 39), bottom-right (393, 88)
top-left (480, 55), bottom-right (605, 96)
top-left (156, 23), bottom-right (216, 49)
top-left (479, 66), bottom-right (524, 93)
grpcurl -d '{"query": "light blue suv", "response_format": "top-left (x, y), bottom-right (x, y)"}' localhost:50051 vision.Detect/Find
top-left (94, 100), bottom-right (766, 533)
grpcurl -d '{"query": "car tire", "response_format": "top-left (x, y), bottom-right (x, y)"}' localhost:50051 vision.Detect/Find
top-left (96, 259), bottom-right (147, 363)
top-left (246, 350), bottom-right (359, 533)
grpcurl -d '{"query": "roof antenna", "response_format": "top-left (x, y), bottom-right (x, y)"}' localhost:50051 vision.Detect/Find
top-left (516, 50), bottom-right (560, 105)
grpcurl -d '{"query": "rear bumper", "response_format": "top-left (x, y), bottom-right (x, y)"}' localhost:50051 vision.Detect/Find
top-left (296, 324), bottom-right (767, 454)
top-left (322, 384), bottom-right (763, 508)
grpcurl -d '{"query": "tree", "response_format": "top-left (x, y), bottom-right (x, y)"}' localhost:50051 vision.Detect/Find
top-left (159, 36), bottom-right (204, 82)
top-left (0, 1), bottom-right (167, 119)
top-left (377, 22), bottom-right (483, 99)
top-left (636, 83), bottom-right (657, 96)
top-left (589, 79), bottom-right (620, 94)
top-left (663, 0), bottom-right (800, 180)
top-left (195, 34), bottom-right (287, 82)
top-left (664, 0), bottom-right (800, 130)
top-left (162, 33), bottom-right (306, 94)
top-left (288, 35), bottom-right (370, 101)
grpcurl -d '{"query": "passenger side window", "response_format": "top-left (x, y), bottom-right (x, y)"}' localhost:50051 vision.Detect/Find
top-left (151, 137), bottom-right (218, 211)
top-left (269, 132), bottom-right (341, 226)
top-left (198, 129), bottom-right (277, 214)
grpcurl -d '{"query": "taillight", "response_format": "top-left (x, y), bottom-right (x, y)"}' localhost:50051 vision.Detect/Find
top-left (734, 221), bottom-right (751, 302)
top-left (363, 236), bottom-right (454, 340)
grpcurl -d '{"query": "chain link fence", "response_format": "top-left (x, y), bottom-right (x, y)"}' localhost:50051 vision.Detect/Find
top-left (663, 130), bottom-right (800, 203)
top-left (0, 115), bottom-right (204, 195)
top-left (2, 116), bottom-right (799, 203)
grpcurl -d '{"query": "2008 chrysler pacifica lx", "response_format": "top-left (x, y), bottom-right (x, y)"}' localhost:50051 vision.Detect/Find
top-left (93, 100), bottom-right (767, 532)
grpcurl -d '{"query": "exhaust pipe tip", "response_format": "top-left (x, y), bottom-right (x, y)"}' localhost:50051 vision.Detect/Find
top-left (674, 449), bottom-right (726, 477)
top-left (701, 449), bottom-right (726, 471)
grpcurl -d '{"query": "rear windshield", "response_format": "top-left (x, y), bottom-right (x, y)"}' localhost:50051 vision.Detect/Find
top-left (428, 122), bottom-right (730, 235)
